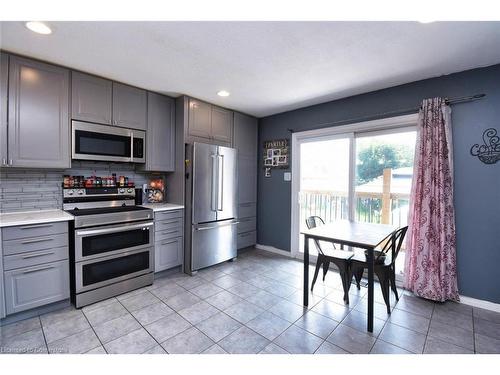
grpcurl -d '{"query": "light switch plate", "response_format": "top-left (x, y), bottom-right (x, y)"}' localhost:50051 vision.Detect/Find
top-left (284, 172), bottom-right (291, 181)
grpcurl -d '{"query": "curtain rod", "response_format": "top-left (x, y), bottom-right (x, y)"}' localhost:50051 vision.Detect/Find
top-left (287, 93), bottom-right (486, 133)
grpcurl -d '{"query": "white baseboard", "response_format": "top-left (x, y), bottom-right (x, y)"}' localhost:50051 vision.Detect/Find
top-left (459, 295), bottom-right (500, 313)
top-left (255, 244), bottom-right (500, 313)
top-left (255, 244), bottom-right (294, 258)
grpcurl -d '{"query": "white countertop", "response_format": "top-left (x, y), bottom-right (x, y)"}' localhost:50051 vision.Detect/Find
top-left (0, 209), bottom-right (74, 228)
top-left (140, 203), bottom-right (185, 212)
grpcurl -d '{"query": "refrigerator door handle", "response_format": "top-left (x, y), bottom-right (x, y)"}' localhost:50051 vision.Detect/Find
top-left (211, 154), bottom-right (218, 212)
top-left (217, 154), bottom-right (224, 211)
top-left (195, 221), bottom-right (240, 231)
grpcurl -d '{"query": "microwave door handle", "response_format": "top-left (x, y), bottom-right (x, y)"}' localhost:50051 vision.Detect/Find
top-left (211, 154), bottom-right (218, 212)
top-left (217, 155), bottom-right (224, 211)
top-left (130, 131), bottom-right (134, 162)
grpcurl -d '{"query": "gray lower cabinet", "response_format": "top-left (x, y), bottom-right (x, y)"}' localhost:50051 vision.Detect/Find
top-left (154, 209), bottom-right (184, 272)
top-left (112, 82), bottom-right (147, 130)
top-left (0, 230), bottom-right (5, 319)
top-left (71, 71), bottom-right (113, 125)
top-left (155, 237), bottom-right (183, 273)
top-left (233, 112), bottom-right (258, 249)
top-left (7, 55), bottom-right (70, 168)
top-left (142, 92), bottom-right (175, 172)
top-left (187, 97), bottom-right (233, 146)
top-left (4, 260), bottom-right (70, 315)
top-left (237, 231), bottom-right (257, 250)
top-left (1, 221), bottom-right (70, 316)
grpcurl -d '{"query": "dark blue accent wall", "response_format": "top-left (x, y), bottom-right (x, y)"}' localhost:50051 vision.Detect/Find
top-left (257, 64), bottom-right (500, 303)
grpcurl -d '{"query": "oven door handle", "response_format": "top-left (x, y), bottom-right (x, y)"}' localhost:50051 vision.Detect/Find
top-left (76, 221), bottom-right (154, 236)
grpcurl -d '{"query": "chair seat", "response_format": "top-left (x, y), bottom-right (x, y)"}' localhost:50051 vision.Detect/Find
top-left (350, 250), bottom-right (392, 266)
top-left (321, 249), bottom-right (354, 260)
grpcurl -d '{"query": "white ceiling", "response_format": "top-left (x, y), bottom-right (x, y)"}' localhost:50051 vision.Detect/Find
top-left (1, 21), bottom-right (500, 117)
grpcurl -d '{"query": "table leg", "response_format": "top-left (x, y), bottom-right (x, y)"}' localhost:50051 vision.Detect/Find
top-left (367, 246), bottom-right (374, 332)
top-left (303, 235), bottom-right (309, 306)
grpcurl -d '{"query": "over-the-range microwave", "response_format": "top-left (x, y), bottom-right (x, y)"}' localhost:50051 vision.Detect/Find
top-left (72, 121), bottom-right (145, 163)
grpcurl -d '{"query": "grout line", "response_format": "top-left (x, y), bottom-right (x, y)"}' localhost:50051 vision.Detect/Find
top-left (38, 315), bottom-right (50, 354)
top-left (81, 309), bottom-right (109, 354)
top-left (115, 294), bottom-right (172, 353)
top-left (422, 300), bottom-right (435, 354)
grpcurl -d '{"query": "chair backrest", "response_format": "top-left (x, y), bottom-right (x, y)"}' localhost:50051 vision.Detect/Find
top-left (305, 216), bottom-right (326, 255)
top-left (305, 216), bottom-right (325, 230)
top-left (379, 226), bottom-right (408, 265)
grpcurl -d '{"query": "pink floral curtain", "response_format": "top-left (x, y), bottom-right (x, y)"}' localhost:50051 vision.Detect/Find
top-left (404, 97), bottom-right (459, 302)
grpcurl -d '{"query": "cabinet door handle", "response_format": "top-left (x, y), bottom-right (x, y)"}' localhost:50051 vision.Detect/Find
top-left (22, 265), bottom-right (56, 274)
top-left (22, 251), bottom-right (55, 259)
top-left (19, 224), bottom-right (53, 230)
top-left (21, 237), bottom-right (54, 244)
top-left (160, 230), bottom-right (178, 235)
top-left (160, 239), bottom-right (177, 246)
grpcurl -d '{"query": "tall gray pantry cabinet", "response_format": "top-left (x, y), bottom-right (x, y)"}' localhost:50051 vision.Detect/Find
top-left (233, 112), bottom-right (258, 249)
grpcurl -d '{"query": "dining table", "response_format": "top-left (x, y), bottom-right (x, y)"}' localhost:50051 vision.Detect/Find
top-left (301, 220), bottom-right (398, 332)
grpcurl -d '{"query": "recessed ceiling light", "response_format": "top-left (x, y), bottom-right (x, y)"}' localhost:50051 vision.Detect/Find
top-left (418, 20), bottom-right (435, 24)
top-left (25, 21), bottom-right (52, 35)
top-left (217, 90), bottom-right (230, 97)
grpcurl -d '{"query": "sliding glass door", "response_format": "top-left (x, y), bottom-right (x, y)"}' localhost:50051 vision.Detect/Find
top-left (292, 116), bottom-right (417, 276)
top-left (298, 134), bottom-right (353, 255)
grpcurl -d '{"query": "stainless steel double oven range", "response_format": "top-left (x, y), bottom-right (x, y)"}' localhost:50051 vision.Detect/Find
top-left (63, 187), bottom-right (154, 308)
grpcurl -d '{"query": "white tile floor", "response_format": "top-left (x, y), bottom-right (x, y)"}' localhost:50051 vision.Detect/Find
top-left (1, 247), bottom-right (499, 354)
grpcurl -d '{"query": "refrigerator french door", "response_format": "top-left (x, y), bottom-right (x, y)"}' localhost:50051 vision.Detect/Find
top-left (188, 142), bottom-right (238, 272)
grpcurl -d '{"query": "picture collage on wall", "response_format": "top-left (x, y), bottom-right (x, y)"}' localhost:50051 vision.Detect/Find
top-left (263, 139), bottom-right (289, 169)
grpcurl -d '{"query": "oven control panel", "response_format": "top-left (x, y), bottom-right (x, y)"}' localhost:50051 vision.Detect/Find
top-left (63, 187), bottom-right (135, 198)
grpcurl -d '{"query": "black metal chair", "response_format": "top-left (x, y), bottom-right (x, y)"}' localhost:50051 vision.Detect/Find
top-left (306, 216), bottom-right (354, 303)
top-left (349, 226), bottom-right (408, 314)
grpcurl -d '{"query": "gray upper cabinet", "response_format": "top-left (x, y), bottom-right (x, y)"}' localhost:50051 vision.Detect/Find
top-left (187, 97), bottom-right (233, 146)
top-left (238, 156), bottom-right (257, 204)
top-left (143, 92), bottom-right (175, 172)
top-left (1, 52), bottom-right (8, 167)
top-left (188, 98), bottom-right (211, 139)
top-left (71, 71), bottom-right (112, 125)
top-left (211, 106), bottom-right (233, 145)
top-left (112, 82), bottom-right (147, 130)
top-left (234, 112), bottom-right (258, 157)
top-left (7, 56), bottom-right (70, 169)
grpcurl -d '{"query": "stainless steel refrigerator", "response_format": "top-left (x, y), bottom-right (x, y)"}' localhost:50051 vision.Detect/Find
top-left (184, 142), bottom-right (238, 274)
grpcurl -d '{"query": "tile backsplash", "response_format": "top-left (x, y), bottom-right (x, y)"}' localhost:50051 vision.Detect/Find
top-left (0, 161), bottom-right (165, 213)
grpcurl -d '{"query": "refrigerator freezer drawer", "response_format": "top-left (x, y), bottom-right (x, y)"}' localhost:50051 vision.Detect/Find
top-left (191, 220), bottom-right (237, 271)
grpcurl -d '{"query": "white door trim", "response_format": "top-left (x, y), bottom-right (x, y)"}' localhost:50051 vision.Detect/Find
top-left (290, 113), bottom-right (418, 257)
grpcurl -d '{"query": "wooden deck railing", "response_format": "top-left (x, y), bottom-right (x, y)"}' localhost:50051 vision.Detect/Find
top-left (300, 190), bottom-right (410, 227)
top-left (300, 169), bottom-right (411, 228)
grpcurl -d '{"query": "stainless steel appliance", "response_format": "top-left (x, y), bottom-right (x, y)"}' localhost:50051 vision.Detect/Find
top-left (184, 142), bottom-right (238, 274)
top-left (72, 121), bottom-right (145, 163)
top-left (63, 187), bottom-right (154, 308)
